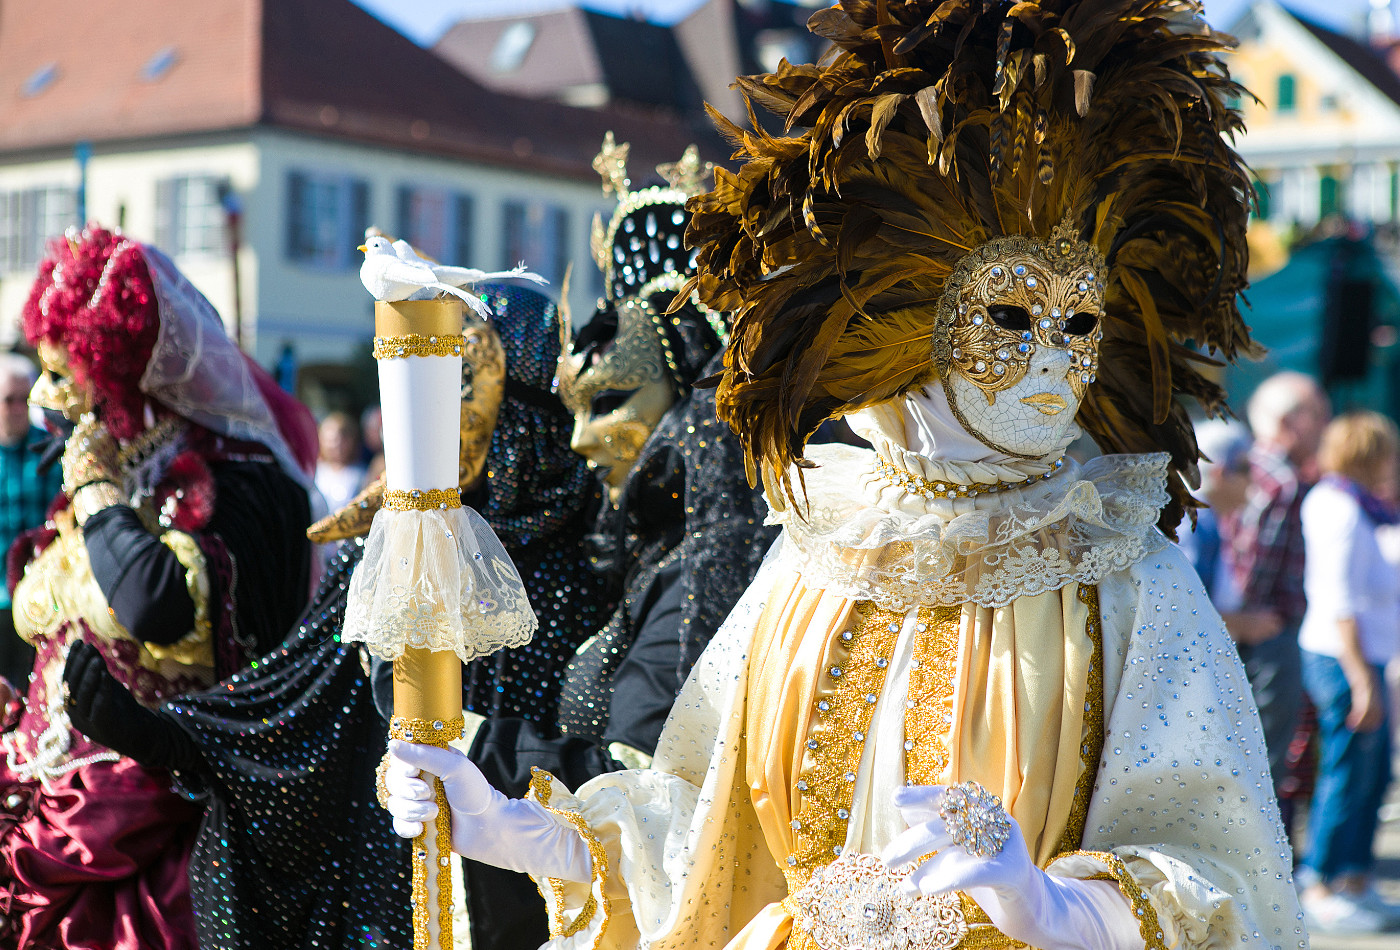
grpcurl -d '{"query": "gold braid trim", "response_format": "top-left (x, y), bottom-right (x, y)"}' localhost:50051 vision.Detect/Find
top-left (434, 783), bottom-right (454, 945)
top-left (528, 767), bottom-right (612, 947)
top-left (383, 488), bottom-right (463, 512)
top-left (389, 716), bottom-right (464, 950)
top-left (785, 602), bottom-right (903, 892)
top-left (143, 530), bottom-right (213, 668)
top-left (373, 334), bottom-right (466, 359)
top-left (389, 716), bottom-right (466, 746)
top-left (375, 751), bottom-right (391, 809)
top-left (1064, 851), bottom-right (1169, 950)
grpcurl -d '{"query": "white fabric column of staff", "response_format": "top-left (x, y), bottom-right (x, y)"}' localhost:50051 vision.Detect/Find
top-left (378, 355), bottom-right (462, 492)
top-left (377, 349), bottom-right (462, 949)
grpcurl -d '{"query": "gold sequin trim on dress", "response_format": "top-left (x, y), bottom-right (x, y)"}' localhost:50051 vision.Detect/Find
top-left (1068, 850), bottom-right (1168, 950)
top-left (529, 767), bottom-right (612, 946)
top-left (904, 604), bottom-right (961, 786)
top-left (785, 603), bottom-right (904, 892)
top-left (373, 334), bottom-right (466, 359)
top-left (383, 488), bottom-right (463, 512)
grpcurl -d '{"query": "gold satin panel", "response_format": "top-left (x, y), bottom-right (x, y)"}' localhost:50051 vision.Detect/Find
top-left (739, 570), bottom-right (1101, 950)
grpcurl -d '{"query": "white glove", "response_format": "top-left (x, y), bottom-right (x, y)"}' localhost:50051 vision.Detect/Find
top-left (882, 785), bottom-right (1145, 950)
top-left (385, 738), bottom-right (592, 882)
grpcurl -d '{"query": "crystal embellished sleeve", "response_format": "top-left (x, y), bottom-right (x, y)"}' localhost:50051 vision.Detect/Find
top-left (1050, 544), bottom-right (1307, 950)
top-left (522, 550), bottom-right (783, 950)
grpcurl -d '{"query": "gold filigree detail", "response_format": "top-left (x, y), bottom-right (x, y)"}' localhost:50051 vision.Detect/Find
top-left (905, 604), bottom-right (961, 786)
top-left (382, 488), bottom-right (463, 512)
top-left (786, 603), bottom-right (904, 892)
top-left (875, 456), bottom-right (1065, 501)
top-left (934, 221), bottom-right (1106, 401)
top-left (529, 767), bottom-right (612, 945)
top-left (555, 297), bottom-right (669, 416)
top-left (1055, 584), bottom-right (1105, 856)
top-left (373, 334), bottom-right (466, 360)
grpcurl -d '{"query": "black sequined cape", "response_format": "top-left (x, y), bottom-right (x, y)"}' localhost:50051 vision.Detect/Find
top-left (161, 285), bottom-right (612, 950)
top-left (471, 346), bottom-right (778, 798)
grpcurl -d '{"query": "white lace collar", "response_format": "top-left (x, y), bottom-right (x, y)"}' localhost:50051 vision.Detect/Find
top-left (769, 395), bottom-right (1169, 611)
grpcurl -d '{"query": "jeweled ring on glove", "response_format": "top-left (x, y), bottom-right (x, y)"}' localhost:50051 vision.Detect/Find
top-left (938, 781), bottom-right (1011, 858)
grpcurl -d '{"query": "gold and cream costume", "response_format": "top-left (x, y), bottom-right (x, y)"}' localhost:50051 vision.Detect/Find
top-left (526, 394), bottom-right (1305, 950)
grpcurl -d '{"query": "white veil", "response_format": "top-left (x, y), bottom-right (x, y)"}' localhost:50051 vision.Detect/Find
top-left (139, 245), bottom-right (312, 488)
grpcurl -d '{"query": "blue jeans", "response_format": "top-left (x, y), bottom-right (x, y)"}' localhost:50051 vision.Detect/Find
top-left (1300, 650), bottom-right (1393, 881)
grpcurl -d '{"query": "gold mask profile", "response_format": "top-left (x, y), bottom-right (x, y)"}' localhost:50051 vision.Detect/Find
top-left (554, 296), bottom-right (674, 501)
top-left (31, 340), bottom-right (94, 421)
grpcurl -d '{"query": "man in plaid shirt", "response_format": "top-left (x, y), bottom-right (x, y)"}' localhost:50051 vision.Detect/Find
top-left (1226, 371), bottom-right (1330, 798)
top-left (0, 354), bottom-right (61, 689)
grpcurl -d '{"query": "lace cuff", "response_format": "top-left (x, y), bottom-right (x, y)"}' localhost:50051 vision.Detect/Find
top-left (341, 506), bottom-right (537, 664)
top-left (143, 529), bottom-right (214, 668)
top-left (1048, 850), bottom-right (1169, 950)
top-left (528, 768), bottom-right (613, 949)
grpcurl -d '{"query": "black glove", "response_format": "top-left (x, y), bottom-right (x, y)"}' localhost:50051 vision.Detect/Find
top-left (63, 640), bottom-right (201, 772)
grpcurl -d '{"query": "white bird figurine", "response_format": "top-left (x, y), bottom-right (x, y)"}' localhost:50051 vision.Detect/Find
top-left (358, 236), bottom-right (547, 318)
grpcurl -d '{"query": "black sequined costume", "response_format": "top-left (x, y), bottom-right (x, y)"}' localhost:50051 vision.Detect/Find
top-left (70, 285), bottom-right (611, 950)
top-left (464, 307), bottom-right (778, 850)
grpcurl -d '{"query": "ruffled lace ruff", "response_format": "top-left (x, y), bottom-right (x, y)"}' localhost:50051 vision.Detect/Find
top-left (772, 446), bottom-right (1170, 611)
top-left (342, 506), bottom-right (537, 664)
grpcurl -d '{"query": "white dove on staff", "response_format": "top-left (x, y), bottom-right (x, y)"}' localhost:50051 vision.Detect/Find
top-left (358, 235), bottom-right (546, 319)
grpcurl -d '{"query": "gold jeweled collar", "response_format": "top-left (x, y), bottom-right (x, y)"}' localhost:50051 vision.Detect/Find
top-left (873, 454), bottom-right (1066, 500)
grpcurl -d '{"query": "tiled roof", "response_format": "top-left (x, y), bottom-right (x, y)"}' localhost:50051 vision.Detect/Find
top-left (0, 0), bottom-right (715, 178)
top-left (1291, 9), bottom-right (1400, 110)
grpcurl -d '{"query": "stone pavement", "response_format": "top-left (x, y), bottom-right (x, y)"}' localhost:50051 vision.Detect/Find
top-left (1307, 798), bottom-right (1400, 949)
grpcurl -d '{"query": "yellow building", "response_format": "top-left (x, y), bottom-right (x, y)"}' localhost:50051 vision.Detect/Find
top-left (1230, 0), bottom-right (1400, 229)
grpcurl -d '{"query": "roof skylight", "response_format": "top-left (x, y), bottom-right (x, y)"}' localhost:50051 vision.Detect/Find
top-left (21, 63), bottom-right (58, 98)
top-left (143, 46), bottom-right (179, 81)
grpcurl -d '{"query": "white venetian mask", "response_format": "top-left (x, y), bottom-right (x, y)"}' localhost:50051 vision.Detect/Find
top-left (935, 223), bottom-right (1106, 458)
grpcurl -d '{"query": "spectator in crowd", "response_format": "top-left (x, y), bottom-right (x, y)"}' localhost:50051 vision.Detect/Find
top-left (313, 411), bottom-right (366, 516)
top-left (1225, 371), bottom-right (1330, 802)
top-left (360, 404), bottom-right (384, 484)
top-left (0, 353), bottom-right (60, 688)
top-left (1179, 418), bottom-right (1255, 610)
top-left (1297, 411), bottom-right (1400, 933)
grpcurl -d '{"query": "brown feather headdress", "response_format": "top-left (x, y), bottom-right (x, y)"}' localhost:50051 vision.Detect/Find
top-left (687, 0), bottom-right (1258, 534)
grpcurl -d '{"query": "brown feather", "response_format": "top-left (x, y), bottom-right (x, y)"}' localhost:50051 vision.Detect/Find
top-left (692, 0), bottom-right (1256, 529)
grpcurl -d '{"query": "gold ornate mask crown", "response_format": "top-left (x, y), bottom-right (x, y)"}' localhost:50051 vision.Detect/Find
top-left (935, 221), bottom-right (1107, 401)
top-left (558, 135), bottom-right (729, 501)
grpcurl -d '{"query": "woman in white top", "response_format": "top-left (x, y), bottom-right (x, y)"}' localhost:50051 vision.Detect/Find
top-left (1297, 410), bottom-right (1400, 933)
